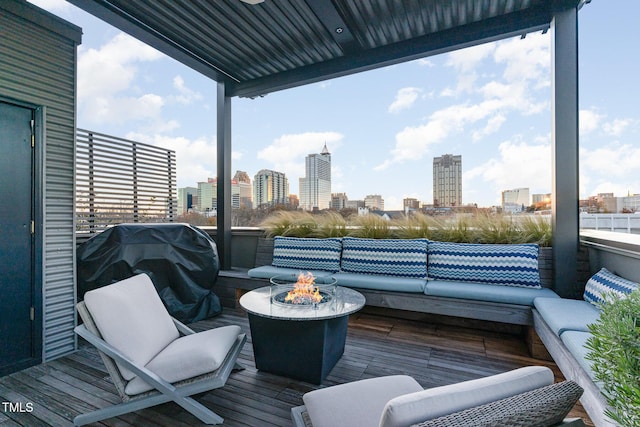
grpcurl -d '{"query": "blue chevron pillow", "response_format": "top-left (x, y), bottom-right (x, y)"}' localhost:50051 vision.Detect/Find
top-left (427, 242), bottom-right (541, 288)
top-left (272, 237), bottom-right (342, 272)
top-left (340, 237), bottom-right (428, 278)
top-left (583, 267), bottom-right (638, 307)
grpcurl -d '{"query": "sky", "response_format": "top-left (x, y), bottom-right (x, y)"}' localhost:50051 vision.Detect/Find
top-left (30, 0), bottom-right (640, 210)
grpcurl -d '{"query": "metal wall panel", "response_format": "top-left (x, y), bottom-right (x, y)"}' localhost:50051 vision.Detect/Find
top-left (0, 2), bottom-right (81, 361)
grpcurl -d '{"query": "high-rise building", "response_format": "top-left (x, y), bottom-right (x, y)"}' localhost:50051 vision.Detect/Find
top-left (502, 188), bottom-right (530, 213)
top-left (198, 175), bottom-right (252, 214)
top-left (364, 194), bottom-right (384, 211)
top-left (433, 154), bottom-right (462, 207)
top-left (197, 178), bottom-right (217, 214)
top-left (299, 143), bottom-right (331, 211)
top-left (253, 169), bottom-right (289, 208)
top-left (403, 198), bottom-right (421, 210)
top-left (233, 170), bottom-right (252, 209)
top-left (331, 193), bottom-right (348, 210)
top-left (177, 186), bottom-right (197, 215)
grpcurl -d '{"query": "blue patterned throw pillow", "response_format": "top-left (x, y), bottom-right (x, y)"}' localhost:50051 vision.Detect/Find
top-left (271, 237), bottom-right (342, 272)
top-left (340, 237), bottom-right (428, 278)
top-left (427, 241), bottom-right (541, 288)
top-left (583, 267), bottom-right (638, 307)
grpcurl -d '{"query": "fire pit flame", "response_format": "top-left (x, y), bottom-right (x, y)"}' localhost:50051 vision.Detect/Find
top-left (284, 272), bottom-right (322, 305)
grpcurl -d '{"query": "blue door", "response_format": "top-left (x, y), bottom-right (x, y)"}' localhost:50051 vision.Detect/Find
top-left (0, 101), bottom-right (36, 375)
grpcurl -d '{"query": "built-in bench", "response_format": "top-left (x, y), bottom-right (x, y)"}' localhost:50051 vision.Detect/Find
top-left (532, 267), bottom-right (639, 427)
top-left (219, 236), bottom-right (557, 326)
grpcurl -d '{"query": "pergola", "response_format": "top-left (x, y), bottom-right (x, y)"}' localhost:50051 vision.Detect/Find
top-left (68, 0), bottom-right (588, 297)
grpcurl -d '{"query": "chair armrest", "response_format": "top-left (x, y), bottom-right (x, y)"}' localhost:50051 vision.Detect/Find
top-left (411, 381), bottom-right (584, 427)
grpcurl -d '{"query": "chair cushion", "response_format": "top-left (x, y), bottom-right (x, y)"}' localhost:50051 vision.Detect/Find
top-left (83, 273), bottom-right (179, 381)
top-left (379, 366), bottom-right (554, 427)
top-left (427, 242), bottom-right (541, 288)
top-left (533, 297), bottom-right (601, 336)
top-left (425, 280), bottom-right (559, 306)
top-left (340, 237), bottom-right (428, 278)
top-left (583, 267), bottom-right (638, 307)
top-left (560, 331), bottom-right (597, 382)
top-left (271, 237), bottom-right (342, 272)
top-left (303, 375), bottom-right (422, 427)
top-left (124, 325), bottom-right (241, 395)
top-left (333, 272), bottom-right (426, 293)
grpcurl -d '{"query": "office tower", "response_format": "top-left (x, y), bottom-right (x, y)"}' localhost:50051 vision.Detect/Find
top-left (177, 186), bottom-right (197, 215)
top-left (299, 143), bottom-right (331, 211)
top-left (197, 178), bottom-right (217, 215)
top-left (364, 194), bottom-right (384, 211)
top-left (331, 193), bottom-right (348, 210)
top-left (253, 169), bottom-right (289, 208)
top-left (198, 176), bottom-right (251, 214)
top-left (233, 170), bottom-right (253, 209)
top-left (502, 188), bottom-right (530, 213)
top-left (433, 154), bottom-right (462, 207)
top-left (403, 198), bottom-right (420, 210)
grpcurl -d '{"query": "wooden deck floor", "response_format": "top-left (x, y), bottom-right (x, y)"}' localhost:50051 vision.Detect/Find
top-left (0, 308), bottom-right (593, 426)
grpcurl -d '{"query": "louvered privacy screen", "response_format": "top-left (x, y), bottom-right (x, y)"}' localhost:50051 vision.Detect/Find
top-left (76, 129), bottom-right (176, 233)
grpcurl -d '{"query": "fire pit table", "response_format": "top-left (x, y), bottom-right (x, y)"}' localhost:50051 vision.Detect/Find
top-left (239, 274), bottom-right (365, 384)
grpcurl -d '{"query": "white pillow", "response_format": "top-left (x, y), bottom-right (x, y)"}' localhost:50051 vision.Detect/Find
top-left (84, 273), bottom-right (179, 380)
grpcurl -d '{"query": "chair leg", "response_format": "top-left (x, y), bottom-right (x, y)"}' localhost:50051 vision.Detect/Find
top-left (74, 394), bottom-right (171, 426)
top-left (174, 396), bottom-right (224, 425)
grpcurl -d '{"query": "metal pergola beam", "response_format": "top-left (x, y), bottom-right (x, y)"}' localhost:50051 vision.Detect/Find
top-left (230, 7), bottom-right (551, 98)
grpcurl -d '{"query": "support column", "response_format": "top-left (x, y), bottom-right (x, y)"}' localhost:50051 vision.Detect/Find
top-left (217, 82), bottom-right (232, 269)
top-left (551, 7), bottom-right (580, 298)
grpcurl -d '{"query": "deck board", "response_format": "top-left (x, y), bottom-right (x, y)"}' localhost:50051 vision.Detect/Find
top-left (0, 307), bottom-right (593, 426)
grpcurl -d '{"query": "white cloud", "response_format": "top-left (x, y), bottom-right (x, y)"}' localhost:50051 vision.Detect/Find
top-left (603, 118), bottom-right (632, 136)
top-left (579, 109), bottom-right (603, 135)
top-left (445, 43), bottom-right (495, 73)
top-left (171, 75), bottom-right (203, 105)
top-left (127, 132), bottom-right (242, 188)
top-left (388, 87), bottom-right (422, 114)
top-left (581, 143), bottom-right (640, 178)
top-left (77, 33), bottom-right (165, 125)
top-left (472, 114), bottom-right (506, 141)
top-left (257, 132), bottom-right (344, 191)
top-left (377, 34), bottom-right (551, 170)
top-left (417, 58), bottom-right (435, 67)
top-left (464, 139), bottom-right (551, 205)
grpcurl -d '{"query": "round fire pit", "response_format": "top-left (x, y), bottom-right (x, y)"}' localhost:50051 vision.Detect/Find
top-left (269, 273), bottom-right (337, 308)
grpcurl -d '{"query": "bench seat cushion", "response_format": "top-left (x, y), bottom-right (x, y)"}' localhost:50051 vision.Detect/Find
top-left (425, 280), bottom-right (559, 306)
top-left (247, 265), bottom-right (335, 280)
top-left (560, 331), bottom-right (597, 382)
top-left (533, 297), bottom-right (600, 336)
top-left (333, 272), bottom-right (426, 293)
top-left (303, 375), bottom-right (422, 427)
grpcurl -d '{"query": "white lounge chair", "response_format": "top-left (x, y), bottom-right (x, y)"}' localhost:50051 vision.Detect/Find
top-left (74, 273), bottom-right (246, 426)
top-left (292, 366), bottom-right (585, 427)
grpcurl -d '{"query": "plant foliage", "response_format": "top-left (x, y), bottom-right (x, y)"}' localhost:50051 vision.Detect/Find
top-left (259, 211), bottom-right (552, 246)
top-left (585, 289), bottom-right (640, 427)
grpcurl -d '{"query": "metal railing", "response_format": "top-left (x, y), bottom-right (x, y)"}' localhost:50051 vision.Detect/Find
top-left (76, 129), bottom-right (176, 233)
top-left (580, 213), bottom-right (640, 235)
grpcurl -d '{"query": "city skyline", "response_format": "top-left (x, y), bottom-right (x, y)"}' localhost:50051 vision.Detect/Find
top-left (30, 0), bottom-right (640, 210)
